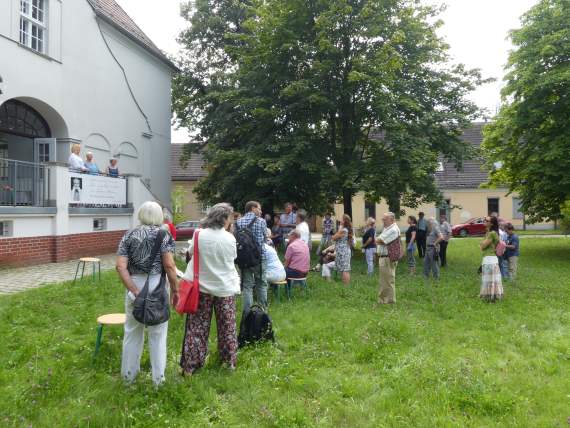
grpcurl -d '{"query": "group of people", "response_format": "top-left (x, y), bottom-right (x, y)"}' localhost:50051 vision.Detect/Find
top-left (68, 143), bottom-right (120, 176)
top-left (404, 212), bottom-right (451, 279)
top-left (115, 199), bottom-right (521, 385)
top-left (116, 199), bottom-right (317, 384)
top-left (317, 211), bottom-right (520, 306)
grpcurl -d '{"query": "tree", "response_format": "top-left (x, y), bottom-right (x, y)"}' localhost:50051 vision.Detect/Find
top-left (482, 0), bottom-right (570, 223)
top-left (174, 0), bottom-right (484, 216)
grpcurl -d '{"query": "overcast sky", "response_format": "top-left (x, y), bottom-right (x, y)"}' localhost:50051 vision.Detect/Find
top-left (116, 0), bottom-right (540, 143)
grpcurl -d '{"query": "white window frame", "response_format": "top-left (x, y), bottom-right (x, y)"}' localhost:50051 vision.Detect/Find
top-left (512, 197), bottom-right (524, 220)
top-left (0, 220), bottom-right (13, 237)
top-left (20, 0), bottom-right (48, 54)
top-left (93, 218), bottom-right (107, 232)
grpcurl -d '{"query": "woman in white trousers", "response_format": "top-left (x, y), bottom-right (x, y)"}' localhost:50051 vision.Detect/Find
top-left (116, 201), bottom-right (178, 385)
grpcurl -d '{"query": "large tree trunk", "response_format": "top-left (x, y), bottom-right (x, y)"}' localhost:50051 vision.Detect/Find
top-left (342, 188), bottom-right (353, 219)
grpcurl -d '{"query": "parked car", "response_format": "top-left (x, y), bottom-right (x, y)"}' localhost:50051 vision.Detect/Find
top-left (175, 220), bottom-right (200, 241)
top-left (452, 217), bottom-right (487, 237)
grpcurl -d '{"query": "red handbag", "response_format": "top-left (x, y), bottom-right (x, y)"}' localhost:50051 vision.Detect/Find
top-left (176, 230), bottom-right (200, 314)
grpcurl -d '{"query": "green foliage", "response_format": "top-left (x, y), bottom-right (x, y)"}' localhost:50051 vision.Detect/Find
top-left (482, 0), bottom-right (570, 223)
top-left (173, 0), bottom-right (484, 215)
top-left (1, 239), bottom-right (570, 426)
top-left (171, 185), bottom-right (187, 225)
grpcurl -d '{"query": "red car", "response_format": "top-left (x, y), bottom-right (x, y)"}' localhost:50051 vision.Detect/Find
top-left (452, 217), bottom-right (487, 237)
top-left (175, 220), bottom-right (200, 241)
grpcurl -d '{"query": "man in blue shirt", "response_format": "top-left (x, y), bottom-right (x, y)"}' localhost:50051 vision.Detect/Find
top-left (236, 201), bottom-right (268, 314)
top-left (279, 203), bottom-right (297, 236)
top-left (504, 223), bottom-right (520, 281)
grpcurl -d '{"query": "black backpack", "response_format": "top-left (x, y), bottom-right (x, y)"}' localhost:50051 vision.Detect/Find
top-left (235, 216), bottom-right (261, 269)
top-left (238, 305), bottom-right (275, 348)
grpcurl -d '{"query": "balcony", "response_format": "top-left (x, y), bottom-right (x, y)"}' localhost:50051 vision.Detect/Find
top-left (0, 158), bottom-right (51, 209)
top-left (0, 159), bottom-right (133, 215)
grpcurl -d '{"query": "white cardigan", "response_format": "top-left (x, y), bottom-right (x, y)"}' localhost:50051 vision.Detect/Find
top-left (183, 228), bottom-right (240, 297)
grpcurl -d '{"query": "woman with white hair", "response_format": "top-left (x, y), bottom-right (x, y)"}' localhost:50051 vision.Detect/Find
top-left (263, 227), bottom-right (286, 283)
top-left (116, 201), bottom-right (178, 385)
top-left (423, 217), bottom-right (443, 280)
top-left (180, 203), bottom-right (241, 375)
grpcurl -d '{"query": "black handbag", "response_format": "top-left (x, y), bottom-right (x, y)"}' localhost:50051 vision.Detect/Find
top-left (133, 229), bottom-right (170, 326)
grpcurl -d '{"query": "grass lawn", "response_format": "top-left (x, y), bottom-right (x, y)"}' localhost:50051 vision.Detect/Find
top-left (516, 229), bottom-right (565, 236)
top-left (1, 238), bottom-right (569, 427)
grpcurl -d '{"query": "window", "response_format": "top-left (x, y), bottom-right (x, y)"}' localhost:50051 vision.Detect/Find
top-left (364, 201), bottom-right (376, 220)
top-left (20, 0), bottom-right (47, 54)
top-left (0, 143), bottom-right (7, 179)
top-left (488, 198), bottom-right (499, 216)
top-left (0, 100), bottom-right (51, 138)
top-left (93, 218), bottom-right (107, 231)
top-left (0, 221), bottom-right (13, 237)
top-left (512, 197), bottom-right (524, 220)
top-left (438, 199), bottom-right (450, 221)
top-left (38, 142), bottom-right (49, 163)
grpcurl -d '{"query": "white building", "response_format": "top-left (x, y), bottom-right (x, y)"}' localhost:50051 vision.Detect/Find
top-left (0, 0), bottom-right (177, 266)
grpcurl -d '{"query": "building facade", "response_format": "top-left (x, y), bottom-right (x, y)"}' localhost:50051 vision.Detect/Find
top-left (332, 123), bottom-right (555, 231)
top-left (0, 0), bottom-right (176, 266)
top-left (170, 144), bottom-right (208, 222)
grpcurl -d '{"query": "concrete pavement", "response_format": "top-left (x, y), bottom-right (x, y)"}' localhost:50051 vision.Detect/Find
top-left (0, 254), bottom-right (117, 294)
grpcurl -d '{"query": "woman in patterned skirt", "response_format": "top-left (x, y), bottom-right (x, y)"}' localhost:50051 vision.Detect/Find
top-left (479, 216), bottom-right (504, 302)
top-left (332, 214), bottom-right (353, 285)
top-left (180, 203), bottom-right (241, 375)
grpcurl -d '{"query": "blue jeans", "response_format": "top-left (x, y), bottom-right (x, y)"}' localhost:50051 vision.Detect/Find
top-left (407, 244), bottom-right (416, 268)
top-left (285, 267), bottom-right (306, 288)
top-left (241, 264), bottom-right (267, 314)
top-left (423, 246), bottom-right (439, 279)
top-left (365, 247), bottom-right (376, 275)
top-left (498, 256), bottom-right (509, 279)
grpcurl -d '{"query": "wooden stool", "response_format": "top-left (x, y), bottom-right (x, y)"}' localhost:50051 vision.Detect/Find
top-left (93, 313), bottom-right (126, 360)
top-left (271, 280), bottom-right (288, 302)
top-left (74, 257), bottom-right (101, 283)
top-left (287, 277), bottom-right (308, 298)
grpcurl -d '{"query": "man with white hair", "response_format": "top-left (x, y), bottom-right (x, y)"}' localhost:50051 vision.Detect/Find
top-left (284, 229), bottom-right (310, 288)
top-left (295, 209), bottom-right (311, 248)
top-left (376, 212), bottom-right (401, 305)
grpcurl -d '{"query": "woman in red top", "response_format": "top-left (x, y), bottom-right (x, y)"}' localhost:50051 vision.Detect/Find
top-left (163, 212), bottom-right (177, 240)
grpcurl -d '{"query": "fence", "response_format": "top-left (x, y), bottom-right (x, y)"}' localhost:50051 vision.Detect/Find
top-left (0, 158), bottom-right (51, 207)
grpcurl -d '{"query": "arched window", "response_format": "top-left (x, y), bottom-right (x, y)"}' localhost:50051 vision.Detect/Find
top-left (0, 100), bottom-right (51, 138)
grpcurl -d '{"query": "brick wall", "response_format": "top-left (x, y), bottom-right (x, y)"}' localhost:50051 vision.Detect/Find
top-left (0, 230), bottom-right (126, 267)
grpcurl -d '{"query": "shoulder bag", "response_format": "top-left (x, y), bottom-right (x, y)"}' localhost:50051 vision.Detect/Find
top-left (133, 229), bottom-right (170, 326)
top-left (176, 230), bottom-right (201, 314)
top-left (387, 235), bottom-right (404, 262)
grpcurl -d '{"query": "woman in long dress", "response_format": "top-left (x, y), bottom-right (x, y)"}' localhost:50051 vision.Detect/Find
top-left (479, 216), bottom-right (504, 302)
top-left (331, 214), bottom-right (353, 285)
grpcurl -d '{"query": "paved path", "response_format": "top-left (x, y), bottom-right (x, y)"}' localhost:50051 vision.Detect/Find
top-left (0, 254), bottom-right (117, 295)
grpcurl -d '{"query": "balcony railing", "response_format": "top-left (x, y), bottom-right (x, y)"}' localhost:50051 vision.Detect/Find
top-left (0, 158), bottom-right (51, 207)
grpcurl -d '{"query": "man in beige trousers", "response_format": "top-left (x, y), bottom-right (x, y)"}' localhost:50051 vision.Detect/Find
top-left (376, 212), bottom-right (401, 304)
